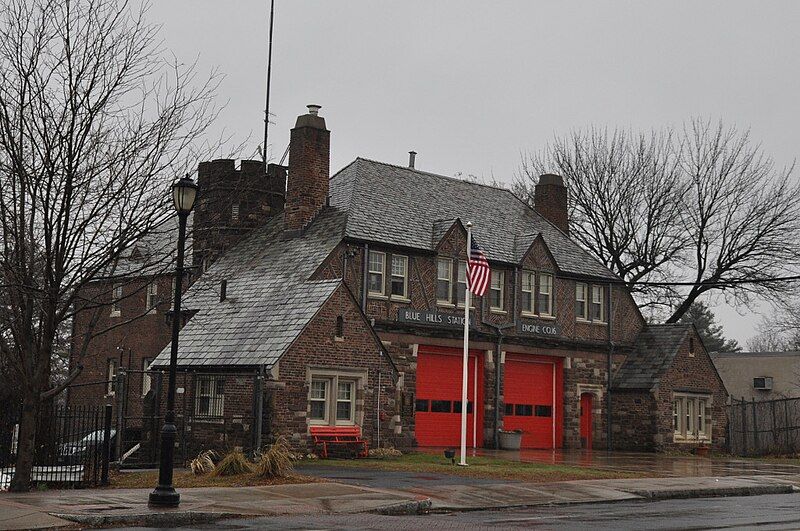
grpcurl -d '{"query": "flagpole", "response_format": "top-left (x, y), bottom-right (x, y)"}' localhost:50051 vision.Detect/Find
top-left (460, 221), bottom-right (473, 466)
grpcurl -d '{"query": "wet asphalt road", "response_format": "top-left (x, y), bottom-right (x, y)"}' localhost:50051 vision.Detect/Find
top-left (114, 493), bottom-right (800, 530)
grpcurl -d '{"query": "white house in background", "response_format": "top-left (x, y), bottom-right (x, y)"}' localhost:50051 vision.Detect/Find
top-left (711, 351), bottom-right (800, 401)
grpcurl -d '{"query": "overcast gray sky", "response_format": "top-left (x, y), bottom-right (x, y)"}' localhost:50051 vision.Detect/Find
top-left (149, 0), bottom-right (799, 346)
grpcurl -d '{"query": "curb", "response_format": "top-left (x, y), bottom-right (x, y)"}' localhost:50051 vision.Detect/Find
top-left (427, 483), bottom-right (798, 513)
top-left (629, 483), bottom-right (797, 500)
top-left (364, 497), bottom-right (433, 515)
top-left (51, 511), bottom-right (246, 528)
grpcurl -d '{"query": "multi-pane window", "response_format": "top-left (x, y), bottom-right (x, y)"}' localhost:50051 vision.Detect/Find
top-left (456, 261), bottom-right (468, 306)
top-left (521, 271), bottom-right (535, 315)
top-left (195, 376), bottom-right (225, 418)
top-left (368, 251), bottom-right (385, 296)
top-left (146, 283), bottom-right (158, 311)
top-left (141, 358), bottom-right (152, 396)
top-left (538, 273), bottom-right (553, 317)
top-left (309, 375), bottom-right (359, 425)
top-left (231, 203), bottom-right (240, 223)
top-left (591, 285), bottom-right (605, 322)
top-left (390, 255), bottom-right (408, 298)
top-left (107, 358), bottom-right (118, 395)
top-left (673, 394), bottom-right (712, 441)
top-left (336, 381), bottom-right (355, 422)
top-left (309, 380), bottom-right (329, 421)
top-left (575, 283), bottom-right (588, 320)
top-left (111, 284), bottom-right (123, 316)
top-left (489, 271), bottom-right (505, 311)
top-left (437, 258), bottom-right (453, 304)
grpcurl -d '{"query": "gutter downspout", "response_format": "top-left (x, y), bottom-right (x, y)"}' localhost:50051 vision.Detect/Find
top-left (361, 243), bottom-right (369, 311)
top-left (485, 266), bottom-right (519, 449)
top-left (606, 281), bottom-right (614, 452)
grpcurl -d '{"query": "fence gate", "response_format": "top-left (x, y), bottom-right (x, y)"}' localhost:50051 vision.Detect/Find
top-left (728, 396), bottom-right (800, 456)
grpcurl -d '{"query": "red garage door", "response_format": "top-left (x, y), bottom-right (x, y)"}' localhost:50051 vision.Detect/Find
top-left (415, 346), bottom-right (483, 447)
top-left (504, 355), bottom-right (563, 449)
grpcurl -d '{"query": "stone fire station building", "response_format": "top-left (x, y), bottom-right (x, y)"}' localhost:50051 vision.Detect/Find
top-left (70, 106), bottom-right (728, 454)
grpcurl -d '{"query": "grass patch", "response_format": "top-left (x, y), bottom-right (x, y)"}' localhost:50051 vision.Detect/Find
top-left (107, 469), bottom-right (319, 489)
top-left (310, 452), bottom-right (641, 482)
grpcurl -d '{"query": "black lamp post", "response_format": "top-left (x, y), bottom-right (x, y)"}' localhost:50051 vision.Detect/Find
top-left (149, 174), bottom-right (198, 507)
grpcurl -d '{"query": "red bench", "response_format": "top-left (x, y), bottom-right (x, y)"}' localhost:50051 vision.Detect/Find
top-left (310, 426), bottom-right (368, 459)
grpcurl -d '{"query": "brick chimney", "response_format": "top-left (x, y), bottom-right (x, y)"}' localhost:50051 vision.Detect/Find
top-left (534, 174), bottom-right (569, 234)
top-left (285, 104), bottom-right (330, 233)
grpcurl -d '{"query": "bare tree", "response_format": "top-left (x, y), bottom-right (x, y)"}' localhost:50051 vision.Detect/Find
top-left (515, 119), bottom-right (800, 322)
top-left (0, 0), bottom-right (220, 491)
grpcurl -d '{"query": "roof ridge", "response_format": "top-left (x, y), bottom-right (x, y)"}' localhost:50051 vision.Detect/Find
top-left (354, 156), bottom-right (513, 193)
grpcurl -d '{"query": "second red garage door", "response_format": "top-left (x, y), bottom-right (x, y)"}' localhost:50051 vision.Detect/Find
top-left (415, 346), bottom-right (483, 447)
top-left (503, 355), bottom-right (563, 448)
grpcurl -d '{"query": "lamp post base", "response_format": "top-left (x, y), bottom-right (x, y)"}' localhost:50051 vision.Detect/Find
top-left (149, 485), bottom-right (181, 507)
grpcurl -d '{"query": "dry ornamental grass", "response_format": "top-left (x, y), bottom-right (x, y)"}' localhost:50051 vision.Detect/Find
top-left (213, 449), bottom-right (254, 477)
top-left (255, 437), bottom-right (294, 478)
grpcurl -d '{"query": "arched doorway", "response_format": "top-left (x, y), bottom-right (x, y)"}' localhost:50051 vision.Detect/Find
top-left (580, 393), bottom-right (593, 449)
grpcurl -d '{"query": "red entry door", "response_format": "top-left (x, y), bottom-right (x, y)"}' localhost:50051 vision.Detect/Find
top-left (504, 356), bottom-right (562, 449)
top-left (415, 347), bottom-right (483, 447)
top-left (580, 393), bottom-right (593, 449)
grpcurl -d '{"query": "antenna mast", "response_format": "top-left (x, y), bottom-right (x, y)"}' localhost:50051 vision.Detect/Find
top-left (263, 0), bottom-right (275, 162)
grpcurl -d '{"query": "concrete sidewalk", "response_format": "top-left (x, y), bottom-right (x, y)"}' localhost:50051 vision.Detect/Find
top-left (2, 470), bottom-right (799, 529)
top-left (0, 482), bottom-right (430, 529)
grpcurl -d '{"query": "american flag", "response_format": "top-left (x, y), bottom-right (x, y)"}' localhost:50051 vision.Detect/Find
top-left (467, 238), bottom-right (491, 296)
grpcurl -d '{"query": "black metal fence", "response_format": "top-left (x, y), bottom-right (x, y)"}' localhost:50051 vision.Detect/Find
top-left (0, 398), bottom-right (113, 489)
top-left (728, 396), bottom-right (800, 456)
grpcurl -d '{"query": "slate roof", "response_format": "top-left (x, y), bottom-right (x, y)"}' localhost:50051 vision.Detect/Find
top-left (330, 158), bottom-right (616, 279)
top-left (150, 209), bottom-right (346, 369)
top-left (612, 323), bottom-right (691, 391)
top-left (151, 156), bottom-right (620, 369)
top-left (112, 214), bottom-right (193, 277)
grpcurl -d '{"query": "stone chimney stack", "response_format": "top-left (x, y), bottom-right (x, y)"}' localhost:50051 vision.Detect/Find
top-left (285, 104), bottom-right (330, 233)
top-left (534, 174), bottom-right (569, 234)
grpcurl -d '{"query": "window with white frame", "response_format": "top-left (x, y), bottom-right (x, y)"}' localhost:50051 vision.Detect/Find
top-left (336, 381), bottom-right (355, 422)
top-left (673, 393), bottom-right (712, 441)
top-left (309, 379), bottom-right (329, 422)
top-left (436, 258), bottom-right (453, 305)
top-left (309, 375), bottom-right (360, 425)
top-left (390, 255), bottom-right (408, 299)
top-left (575, 282), bottom-right (588, 320)
top-left (141, 358), bottom-right (152, 396)
top-left (106, 358), bottom-right (118, 395)
top-left (146, 283), bottom-right (158, 312)
top-left (456, 261), bottom-right (468, 307)
top-left (111, 284), bottom-right (123, 316)
top-left (521, 271), bottom-right (535, 315)
top-left (368, 251), bottom-right (385, 296)
top-left (591, 285), bottom-right (605, 322)
top-left (489, 270), bottom-right (505, 311)
top-left (195, 376), bottom-right (225, 418)
top-left (538, 273), bottom-right (554, 317)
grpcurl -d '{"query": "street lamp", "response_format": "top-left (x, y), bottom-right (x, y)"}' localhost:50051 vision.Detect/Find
top-left (149, 174), bottom-right (198, 507)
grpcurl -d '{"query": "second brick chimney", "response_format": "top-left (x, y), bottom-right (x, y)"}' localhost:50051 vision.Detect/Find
top-left (285, 105), bottom-right (330, 233)
top-left (534, 174), bottom-right (569, 234)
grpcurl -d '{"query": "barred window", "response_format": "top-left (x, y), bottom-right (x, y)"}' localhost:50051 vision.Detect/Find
top-left (195, 376), bottom-right (225, 418)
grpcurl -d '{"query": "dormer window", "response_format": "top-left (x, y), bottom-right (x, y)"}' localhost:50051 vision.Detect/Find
top-left (489, 271), bottom-right (505, 312)
top-left (538, 273), bottom-right (553, 317)
top-left (390, 255), bottom-right (408, 299)
top-left (436, 258), bottom-right (453, 305)
top-left (367, 251), bottom-right (385, 297)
